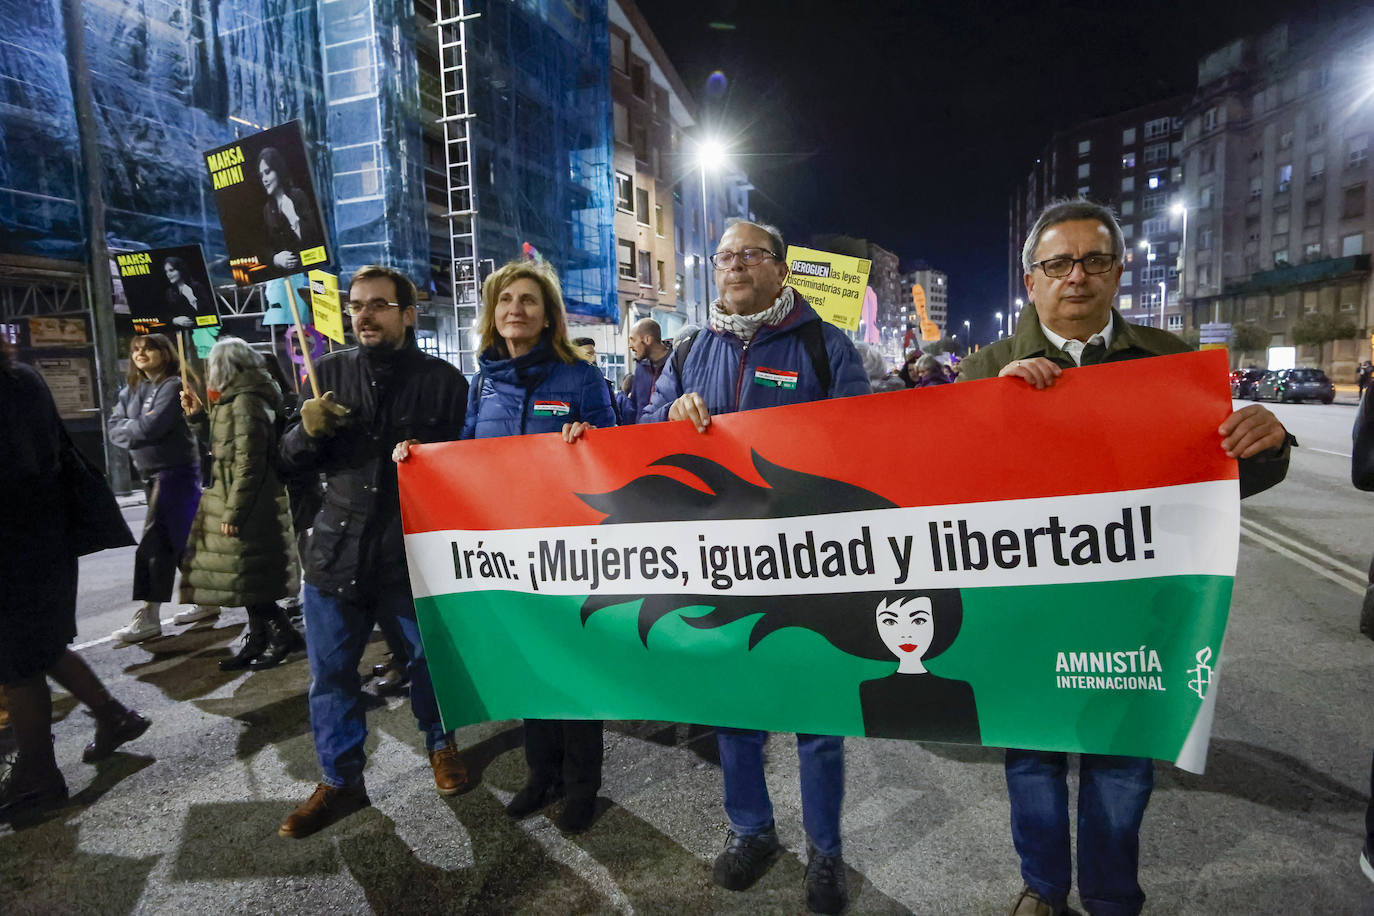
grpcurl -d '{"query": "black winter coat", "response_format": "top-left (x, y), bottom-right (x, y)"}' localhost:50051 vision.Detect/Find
top-left (279, 339), bottom-right (468, 599)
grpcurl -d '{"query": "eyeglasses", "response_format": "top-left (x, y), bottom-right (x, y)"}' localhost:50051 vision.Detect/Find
top-left (346, 298), bottom-right (403, 315)
top-left (1032, 254), bottom-right (1116, 278)
top-left (709, 247), bottom-right (779, 269)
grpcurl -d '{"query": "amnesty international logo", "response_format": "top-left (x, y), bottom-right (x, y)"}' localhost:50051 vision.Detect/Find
top-left (1186, 647), bottom-right (1214, 699)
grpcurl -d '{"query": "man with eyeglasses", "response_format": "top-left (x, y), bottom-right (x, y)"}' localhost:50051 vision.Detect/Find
top-left (276, 265), bottom-right (471, 839)
top-left (960, 200), bottom-right (1292, 916)
top-left (642, 218), bottom-right (869, 915)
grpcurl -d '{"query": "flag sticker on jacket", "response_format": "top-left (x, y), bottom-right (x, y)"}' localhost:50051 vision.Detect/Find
top-left (532, 400), bottom-right (571, 417)
top-left (754, 367), bottom-right (799, 389)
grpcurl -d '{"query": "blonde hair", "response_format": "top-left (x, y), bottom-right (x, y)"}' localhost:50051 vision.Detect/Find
top-left (478, 260), bottom-right (579, 364)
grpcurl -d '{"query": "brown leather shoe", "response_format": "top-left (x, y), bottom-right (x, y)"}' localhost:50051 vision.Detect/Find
top-left (278, 782), bottom-right (371, 838)
top-left (1009, 885), bottom-right (1082, 916)
top-left (429, 744), bottom-right (469, 796)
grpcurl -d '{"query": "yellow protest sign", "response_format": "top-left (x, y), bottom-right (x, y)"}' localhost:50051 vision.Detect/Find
top-left (308, 269), bottom-right (346, 345)
top-left (784, 245), bottom-right (871, 331)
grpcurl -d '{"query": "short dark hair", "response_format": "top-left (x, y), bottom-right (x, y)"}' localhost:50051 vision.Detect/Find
top-left (349, 265), bottom-right (418, 312)
top-left (1021, 198), bottom-right (1125, 273)
top-left (573, 336), bottom-right (595, 347)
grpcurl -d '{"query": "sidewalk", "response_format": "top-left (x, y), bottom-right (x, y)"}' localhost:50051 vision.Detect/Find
top-left (116, 491), bottom-right (147, 508)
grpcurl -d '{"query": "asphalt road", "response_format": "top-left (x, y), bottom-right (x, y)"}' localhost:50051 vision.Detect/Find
top-left (2, 400), bottom-right (1372, 915)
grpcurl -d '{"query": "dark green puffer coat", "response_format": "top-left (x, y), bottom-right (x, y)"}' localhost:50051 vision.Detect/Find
top-left (179, 366), bottom-right (299, 606)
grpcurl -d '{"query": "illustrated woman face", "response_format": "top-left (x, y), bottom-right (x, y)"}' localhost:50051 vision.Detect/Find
top-left (259, 157), bottom-right (280, 196)
top-left (876, 596), bottom-right (934, 673)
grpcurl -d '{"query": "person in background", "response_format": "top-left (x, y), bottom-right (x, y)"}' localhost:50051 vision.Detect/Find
top-left (619, 318), bottom-right (671, 424)
top-left (107, 333), bottom-right (202, 644)
top-left (1, 345), bottom-right (149, 815)
top-left (276, 265), bottom-right (470, 840)
top-left (896, 349), bottom-right (922, 388)
top-left (855, 341), bottom-right (903, 393)
top-left (911, 354), bottom-right (951, 387)
top-left (179, 338), bottom-right (302, 671)
top-left (402, 259), bottom-right (615, 833)
top-left (642, 218), bottom-right (869, 915)
top-left (573, 336), bottom-right (621, 425)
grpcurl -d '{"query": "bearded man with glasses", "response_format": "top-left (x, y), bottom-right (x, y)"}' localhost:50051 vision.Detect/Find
top-left (276, 265), bottom-right (471, 839)
top-left (960, 200), bottom-right (1293, 916)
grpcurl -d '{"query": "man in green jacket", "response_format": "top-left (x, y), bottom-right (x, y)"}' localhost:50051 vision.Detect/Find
top-left (960, 199), bottom-right (1292, 916)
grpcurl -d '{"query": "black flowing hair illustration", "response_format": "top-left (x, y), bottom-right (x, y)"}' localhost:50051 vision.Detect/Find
top-left (576, 450), bottom-right (980, 744)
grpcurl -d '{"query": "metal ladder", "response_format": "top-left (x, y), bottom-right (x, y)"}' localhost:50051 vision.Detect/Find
top-left (435, 0), bottom-right (481, 371)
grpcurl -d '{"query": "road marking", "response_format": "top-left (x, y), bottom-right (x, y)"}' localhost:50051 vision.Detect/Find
top-left (1300, 447), bottom-right (1352, 458)
top-left (1240, 519), bottom-right (1365, 595)
top-left (73, 615), bottom-right (182, 652)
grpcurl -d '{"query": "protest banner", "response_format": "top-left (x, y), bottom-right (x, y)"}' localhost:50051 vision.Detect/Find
top-left (784, 245), bottom-right (871, 331)
top-left (911, 283), bottom-right (940, 342)
top-left (400, 350), bottom-right (1238, 772)
top-left (306, 269), bottom-right (346, 345)
top-left (203, 120), bottom-right (329, 285)
top-left (115, 244), bottom-right (220, 335)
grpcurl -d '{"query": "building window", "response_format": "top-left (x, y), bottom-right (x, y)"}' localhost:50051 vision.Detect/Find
top-left (1077, 186), bottom-right (1089, 198)
top-left (615, 172), bottom-right (633, 212)
top-left (1120, 270), bottom-right (1133, 287)
top-left (1343, 233), bottom-right (1365, 257)
top-left (1121, 223), bottom-right (1134, 239)
top-left (1304, 242), bottom-right (1322, 260)
top-left (1144, 142), bottom-right (1170, 165)
top-left (638, 250), bottom-right (652, 286)
top-left (1122, 126), bottom-right (1137, 146)
top-left (1308, 119), bottom-right (1325, 140)
top-left (1343, 184), bottom-right (1367, 220)
top-left (1077, 162), bottom-right (1090, 179)
top-left (613, 102), bottom-right (628, 144)
top-left (1167, 314), bottom-right (1184, 332)
top-left (1144, 191), bottom-right (1167, 211)
top-left (1119, 294), bottom-right (1132, 310)
top-left (1202, 108), bottom-right (1217, 132)
top-left (1274, 209), bottom-right (1290, 234)
top-left (1199, 265), bottom-right (1211, 286)
top-left (1200, 148), bottom-right (1216, 174)
top-left (654, 204), bottom-right (664, 237)
top-left (1200, 185), bottom-right (1214, 209)
top-left (635, 187), bottom-right (650, 225)
top-left (1310, 152), bottom-right (1326, 182)
top-left (1249, 176), bottom-right (1263, 200)
top-left (1341, 298), bottom-right (1356, 312)
top-left (1350, 134), bottom-right (1369, 169)
top-left (617, 239), bottom-right (636, 279)
top-left (1276, 164), bottom-right (1292, 193)
top-left (1279, 129), bottom-right (1293, 150)
top-left (632, 125), bottom-right (648, 163)
top-left (1121, 176), bottom-right (1135, 193)
top-left (1198, 227), bottom-right (1213, 250)
top-left (1273, 297), bottom-right (1285, 317)
top-left (1274, 249), bottom-right (1290, 267)
top-left (1145, 117), bottom-right (1170, 139)
top-left (1303, 291), bottom-right (1318, 313)
top-left (1305, 201), bottom-right (1322, 227)
top-left (1122, 152), bottom-right (1136, 169)
top-left (675, 272), bottom-right (684, 302)
top-left (656, 260), bottom-right (666, 293)
top-left (1121, 199), bottom-right (1135, 216)
top-left (1143, 216), bottom-right (1168, 236)
top-left (610, 31), bottom-right (628, 74)
top-left (1078, 139), bottom-right (1091, 156)
top-left (1147, 173), bottom-right (1161, 189)
top-left (630, 61), bottom-right (648, 99)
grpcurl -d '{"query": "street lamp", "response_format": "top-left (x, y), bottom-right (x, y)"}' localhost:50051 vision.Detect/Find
top-left (1012, 298), bottom-right (1023, 335)
top-left (963, 319), bottom-right (970, 344)
top-left (695, 138), bottom-right (728, 319)
top-left (1138, 239), bottom-right (1157, 328)
top-left (1171, 200), bottom-right (1196, 322)
top-left (995, 311), bottom-right (1003, 343)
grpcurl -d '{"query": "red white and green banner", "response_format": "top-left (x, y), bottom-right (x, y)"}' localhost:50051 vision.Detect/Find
top-left (400, 350), bottom-right (1239, 772)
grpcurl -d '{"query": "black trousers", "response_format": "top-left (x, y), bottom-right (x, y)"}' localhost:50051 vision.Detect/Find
top-left (522, 718), bottom-right (603, 799)
top-left (1367, 748), bottom-right (1373, 848)
top-left (131, 511), bottom-right (176, 602)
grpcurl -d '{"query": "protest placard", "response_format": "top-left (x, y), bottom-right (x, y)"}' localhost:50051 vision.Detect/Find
top-left (784, 245), bottom-right (871, 331)
top-left (115, 244), bottom-right (220, 335)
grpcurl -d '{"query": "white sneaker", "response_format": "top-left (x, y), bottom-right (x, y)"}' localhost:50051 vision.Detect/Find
top-left (171, 604), bottom-right (221, 626)
top-left (1362, 841), bottom-right (1374, 884)
top-left (113, 603), bottom-right (162, 643)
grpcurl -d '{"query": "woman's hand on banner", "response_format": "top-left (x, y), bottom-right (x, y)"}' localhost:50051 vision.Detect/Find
top-left (1219, 405), bottom-right (1287, 459)
top-left (998, 357), bottom-right (1062, 389)
top-left (392, 439), bottom-right (421, 463)
top-left (668, 392), bottom-right (712, 432)
top-left (562, 422), bottom-right (595, 443)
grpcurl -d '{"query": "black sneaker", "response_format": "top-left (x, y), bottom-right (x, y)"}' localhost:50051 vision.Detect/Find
top-left (804, 845), bottom-right (849, 914)
top-left (711, 827), bottom-right (781, 891)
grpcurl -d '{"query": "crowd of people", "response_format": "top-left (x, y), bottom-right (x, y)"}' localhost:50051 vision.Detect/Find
top-left (4, 199), bottom-right (1370, 916)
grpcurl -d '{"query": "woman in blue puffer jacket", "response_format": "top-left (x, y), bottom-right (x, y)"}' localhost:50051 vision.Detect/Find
top-left (460, 259), bottom-right (616, 833)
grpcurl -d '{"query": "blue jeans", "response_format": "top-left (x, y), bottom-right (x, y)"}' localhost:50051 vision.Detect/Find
top-left (302, 580), bottom-right (452, 787)
top-left (716, 728), bottom-right (844, 856)
top-left (1005, 749), bottom-right (1154, 916)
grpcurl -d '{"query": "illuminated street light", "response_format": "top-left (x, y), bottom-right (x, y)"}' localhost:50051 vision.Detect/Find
top-left (694, 138), bottom-right (728, 318)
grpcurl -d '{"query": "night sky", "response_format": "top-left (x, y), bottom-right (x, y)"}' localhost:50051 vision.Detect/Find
top-left (637, 0), bottom-right (1366, 342)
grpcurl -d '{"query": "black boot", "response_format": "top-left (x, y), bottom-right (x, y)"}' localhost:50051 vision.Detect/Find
top-left (220, 617), bottom-right (268, 671)
top-left (249, 612), bottom-right (305, 670)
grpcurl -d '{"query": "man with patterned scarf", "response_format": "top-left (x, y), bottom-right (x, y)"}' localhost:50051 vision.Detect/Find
top-left (641, 218), bottom-right (869, 915)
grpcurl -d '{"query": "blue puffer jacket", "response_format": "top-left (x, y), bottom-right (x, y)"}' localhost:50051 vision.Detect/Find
top-left (641, 291), bottom-right (870, 421)
top-left (463, 337), bottom-right (618, 440)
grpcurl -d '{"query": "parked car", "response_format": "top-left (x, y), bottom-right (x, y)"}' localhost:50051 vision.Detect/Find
top-left (1252, 367), bottom-right (1335, 404)
top-left (1230, 367), bottom-right (1269, 399)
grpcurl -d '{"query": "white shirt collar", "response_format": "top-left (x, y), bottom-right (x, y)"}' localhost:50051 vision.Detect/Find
top-left (1039, 317), bottom-right (1114, 366)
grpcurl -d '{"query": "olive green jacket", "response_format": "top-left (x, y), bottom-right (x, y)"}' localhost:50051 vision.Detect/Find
top-left (957, 302), bottom-right (1292, 499)
top-left (179, 367), bottom-right (299, 607)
